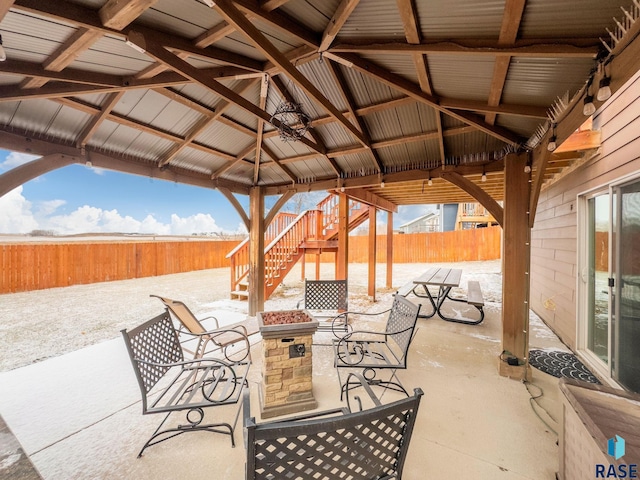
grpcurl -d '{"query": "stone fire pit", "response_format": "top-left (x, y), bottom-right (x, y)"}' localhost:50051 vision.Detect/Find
top-left (257, 310), bottom-right (319, 418)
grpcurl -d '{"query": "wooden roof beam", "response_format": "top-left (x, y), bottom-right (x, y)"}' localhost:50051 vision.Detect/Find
top-left (485, 0), bottom-right (527, 124)
top-left (270, 75), bottom-right (342, 178)
top-left (325, 60), bottom-right (383, 173)
top-left (329, 39), bottom-right (600, 57)
top-left (262, 145), bottom-right (298, 183)
top-left (55, 97), bottom-right (236, 161)
top-left (13, 0), bottom-right (263, 71)
top-left (441, 171), bottom-right (504, 226)
top-left (125, 31), bottom-right (325, 156)
top-left (213, 0), bottom-right (368, 148)
top-left (319, 0), bottom-right (361, 52)
top-left (0, 128), bottom-right (250, 194)
top-left (396, 0), bottom-right (446, 166)
top-left (76, 91), bottom-right (124, 148)
top-left (324, 51), bottom-right (523, 145)
top-left (99, 0), bottom-right (159, 30)
top-left (263, 160), bottom-right (505, 195)
top-left (195, 0), bottom-right (315, 49)
top-left (0, 0), bottom-right (14, 20)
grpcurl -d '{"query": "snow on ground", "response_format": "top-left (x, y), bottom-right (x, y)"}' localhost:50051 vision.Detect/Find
top-left (0, 259), bottom-right (565, 372)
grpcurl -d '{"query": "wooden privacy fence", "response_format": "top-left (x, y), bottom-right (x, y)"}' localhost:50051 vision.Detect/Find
top-left (313, 226), bottom-right (502, 264)
top-left (1, 240), bottom-right (239, 294)
top-left (1, 227), bottom-right (501, 294)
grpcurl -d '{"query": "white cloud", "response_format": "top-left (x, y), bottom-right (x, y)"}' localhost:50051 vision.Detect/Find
top-left (0, 187), bottom-right (39, 233)
top-left (169, 213), bottom-right (223, 235)
top-left (0, 152), bottom-right (40, 171)
top-left (0, 187), bottom-right (241, 236)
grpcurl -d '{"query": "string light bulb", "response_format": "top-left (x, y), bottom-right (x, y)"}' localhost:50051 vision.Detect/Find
top-left (597, 75), bottom-right (612, 101)
top-left (481, 171), bottom-right (487, 182)
top-left (428, 177), bottom-right (432, 186)
top-left (583, 94), bottom-right (596, 116)
top-left (0, 35), bottom-right (6, 62)
top-left (547, 123), bottom-right (557, 152)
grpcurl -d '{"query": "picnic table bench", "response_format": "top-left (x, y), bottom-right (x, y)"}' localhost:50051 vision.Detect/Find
top-left (397, 268), bottom-right (485, 325)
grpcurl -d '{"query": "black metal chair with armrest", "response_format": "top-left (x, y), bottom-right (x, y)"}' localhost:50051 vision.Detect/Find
top-left (296, 279), bottom-right (393, 343)
top-left (121, 311), bottom-right (251, 457)
top-left (243, 372), bottom-right (424, 480)
top-left (333, 294), bottom-right (421, 399)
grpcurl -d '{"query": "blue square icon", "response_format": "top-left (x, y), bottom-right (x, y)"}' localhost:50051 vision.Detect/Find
top-left (608, 435), bottom-right (625, 460)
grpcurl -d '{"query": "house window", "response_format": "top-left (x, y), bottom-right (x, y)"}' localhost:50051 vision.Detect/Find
top-left (579, 176), bottom-right (640, 393)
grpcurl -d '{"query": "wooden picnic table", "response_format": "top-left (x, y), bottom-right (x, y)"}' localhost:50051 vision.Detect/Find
top-left (410, 267), bottom-right (484, 325)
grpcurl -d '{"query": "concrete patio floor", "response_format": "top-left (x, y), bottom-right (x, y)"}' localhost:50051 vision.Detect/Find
top-left (0, 261), bottom-right (567, 479)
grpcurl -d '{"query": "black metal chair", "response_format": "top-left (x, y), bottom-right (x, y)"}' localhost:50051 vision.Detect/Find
top-left (333, 295), bottom-right (421, 399)
top-left (296, 279), bottom-right (349, 332)
top-left (121, 311), bottom-right (251, 457)
top-left (243, 377), bottom-right (424, 480)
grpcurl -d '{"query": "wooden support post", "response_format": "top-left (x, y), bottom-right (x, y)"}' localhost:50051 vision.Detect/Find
top-left (336, 193), bottom-right (349, 280)
top-left (301, 253), bottom-right (306, 280)
top-left (499, 152), bottom-right (532, 381)
top-left (368, 206), bottom-right (377, 300)
top-left (316, 210), bottom-right (323, 279)
top-left (386, 211), bottom-right (393, 288)
top-left (248, 186), bottom-right (265, 316)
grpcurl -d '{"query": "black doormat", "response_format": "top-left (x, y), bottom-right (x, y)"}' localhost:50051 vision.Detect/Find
top-left (528, 349), bottom-right (601, 384)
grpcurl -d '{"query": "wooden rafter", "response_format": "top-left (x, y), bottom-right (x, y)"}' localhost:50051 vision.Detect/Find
top-left (270, 75), bottom-right (342, 178)
top-left (329, 39), bottom-right (599, 57)
top-left (319, 0), bottom-right (360, 52)
top-left (325, 60), bottom-right (383, 173)
top-left (20, 28), bottom-right (103, 89)
top-left (486, 0), bottom-right (527, 124)
top-left (211, 143), bottom-right (255, 180)
top-left (99, 0), bottom-right (159, 30)
top-left (195, 0), bottom-right (313, 49)
top-left (12, 0), bottom-right (264, 72)
top-left (0, 127), bottom-right (249, 194)
top-left (325, 51), bottom-right (522, 145)
top-left (396, 0), bottom-right (446, 165)
top-left (76, 91), bottom-right (124, 148)
top-left (213, 0), bottom-right (368, 148)
top-left (126, 31), bottom-right (325, 156)
top-left (0, 0), bottom-right (14, 20)
top-left (158, 79), bottom-right (257, 168)
top-left (55, 97), bottom-right (235, 161)
top-left (1, 59), bottom-right (124, 87)
top-left (262, 144), bottom-right (298, 183)
top-left (254, 75), bottom-right (268, 185)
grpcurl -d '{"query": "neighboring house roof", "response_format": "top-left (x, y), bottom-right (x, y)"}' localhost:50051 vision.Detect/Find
top-left (399, 212), bottom-right (439, 229)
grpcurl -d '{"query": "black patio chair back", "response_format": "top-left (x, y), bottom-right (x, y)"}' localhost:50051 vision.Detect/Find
top-left (303, 279), bottom-right (348, 311)
top-left (244, 386), bottom-right (424, 480)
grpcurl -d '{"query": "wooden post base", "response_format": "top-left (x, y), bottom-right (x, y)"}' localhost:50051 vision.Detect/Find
top-left (498, 358), bottom-right (532, 381)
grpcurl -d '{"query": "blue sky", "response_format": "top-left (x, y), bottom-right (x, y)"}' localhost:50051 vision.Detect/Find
top-left (0, 150), bottom-right (432, 236)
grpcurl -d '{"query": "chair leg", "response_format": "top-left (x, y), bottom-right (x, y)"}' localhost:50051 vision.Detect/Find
top-left (137, 408), bottom-right (236, 458)
top-left (339, 368), bottom-right (409, 401)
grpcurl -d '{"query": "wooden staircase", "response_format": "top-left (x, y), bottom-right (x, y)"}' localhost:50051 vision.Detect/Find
top-left (227, 194), bottom-right (370, 300)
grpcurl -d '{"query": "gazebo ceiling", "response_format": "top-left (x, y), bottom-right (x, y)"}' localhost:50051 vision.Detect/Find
top-left (0, 0), bottom-right (631, 207)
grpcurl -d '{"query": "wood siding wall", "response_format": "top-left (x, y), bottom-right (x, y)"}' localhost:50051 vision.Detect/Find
top-left (1, 240), bottom-right (239, 293)
top-left (530, 71), bottom-right (640, 349)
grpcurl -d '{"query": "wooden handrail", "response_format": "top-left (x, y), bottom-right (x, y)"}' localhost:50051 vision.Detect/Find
top-left (228, 194), bottom-right (369, 298)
